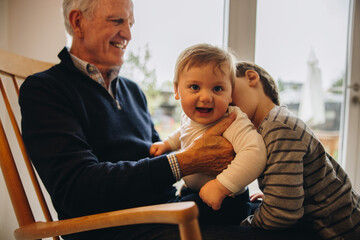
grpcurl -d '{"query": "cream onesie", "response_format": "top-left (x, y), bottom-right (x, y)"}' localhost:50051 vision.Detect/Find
top-left (166, 106), bottom-right (267, 194)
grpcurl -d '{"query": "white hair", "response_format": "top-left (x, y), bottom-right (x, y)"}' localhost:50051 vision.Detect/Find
top-left (62, 0), bottom-right (100, 36)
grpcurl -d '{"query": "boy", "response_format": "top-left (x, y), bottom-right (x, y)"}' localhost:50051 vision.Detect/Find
top-left (234, 61), bottom-right (360, 240)
top-left (150, 44), bottom-right (267, 219)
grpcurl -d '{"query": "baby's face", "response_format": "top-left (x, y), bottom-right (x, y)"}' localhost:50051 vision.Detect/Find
top-left (174, 63), bottom-right (232, 125)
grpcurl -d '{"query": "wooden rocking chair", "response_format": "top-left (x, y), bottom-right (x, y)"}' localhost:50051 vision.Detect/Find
top-left (0, 48), bottom-right (201, 240)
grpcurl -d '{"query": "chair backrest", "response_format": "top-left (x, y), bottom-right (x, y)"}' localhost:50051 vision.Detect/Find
top-left (0, 49), bottom-right (58, 239)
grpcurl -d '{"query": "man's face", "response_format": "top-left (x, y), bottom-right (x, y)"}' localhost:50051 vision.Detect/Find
top-left (77, 0), bottom-right (134, 70)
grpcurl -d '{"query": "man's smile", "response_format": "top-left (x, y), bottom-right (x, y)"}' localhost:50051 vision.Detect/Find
top-left (110, 40), bottom-right (127, 50)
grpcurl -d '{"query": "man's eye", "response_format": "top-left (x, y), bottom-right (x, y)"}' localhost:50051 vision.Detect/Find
top-left (213, 86), bottom-right (223, 92)
top-left (190, 85), bottom-right (199, 91)
top-left (112, 19), bottom-right (124, 25)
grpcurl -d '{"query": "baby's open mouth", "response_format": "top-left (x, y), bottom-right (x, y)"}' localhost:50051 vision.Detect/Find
top-left (196, 107), bottom-right (213, 113)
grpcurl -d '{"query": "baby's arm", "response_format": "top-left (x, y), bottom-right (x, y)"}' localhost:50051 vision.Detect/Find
top-left (199, 179), bottom-right (231, 210)
top-left (150, 141), bottom-right (171, 156)
top-left (217, 107), bottom-right (267, 194)
top-left (150, 127), bottom-right (181, 157)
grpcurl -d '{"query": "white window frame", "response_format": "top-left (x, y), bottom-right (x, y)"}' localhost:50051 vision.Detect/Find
top-left (225, 0), bottom-right (360, 192)
top-left (343, 0), bottom-right (360, 191)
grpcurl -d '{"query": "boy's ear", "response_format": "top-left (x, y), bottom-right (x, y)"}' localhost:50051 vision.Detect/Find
top-left (69, 10), bottom-right (84, 38)
top-left (174, 84), bottom-right (180, 100)
top-left (245, 70), bottom-right (260, 87)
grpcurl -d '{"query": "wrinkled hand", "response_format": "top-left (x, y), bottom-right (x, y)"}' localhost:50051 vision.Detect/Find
top-left (199, 179), bottom-right (231, 211)
top-left (150, 141), bottom-right (170, 157)
top-left (176, 112), bottom-right (236, 176)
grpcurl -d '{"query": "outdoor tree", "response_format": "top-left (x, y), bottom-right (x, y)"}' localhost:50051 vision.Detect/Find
top-left (120, 44), bottom-right (162, 114)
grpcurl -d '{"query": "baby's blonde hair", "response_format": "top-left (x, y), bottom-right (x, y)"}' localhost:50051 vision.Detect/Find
top-left (174, 43), bottom-right (236, 88)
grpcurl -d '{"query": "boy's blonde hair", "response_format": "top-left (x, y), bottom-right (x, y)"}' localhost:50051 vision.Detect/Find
top-left (174, 43), bottom-right (236, 88)
top-left (236, 62), bottom-right (280, 106)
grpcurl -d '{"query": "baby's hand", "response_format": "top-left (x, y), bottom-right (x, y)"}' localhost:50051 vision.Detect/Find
top-left (149, 141), bottom-right (170, 156)
top-left (199, 179), bottom-right (231, 211)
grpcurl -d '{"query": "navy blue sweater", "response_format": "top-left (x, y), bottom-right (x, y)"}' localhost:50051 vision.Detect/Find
top-left (19, 48), bottom-right (176, 220)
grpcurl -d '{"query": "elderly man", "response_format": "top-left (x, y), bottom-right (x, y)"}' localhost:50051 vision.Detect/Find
top-left (19, 0), bottom-right (240, 239)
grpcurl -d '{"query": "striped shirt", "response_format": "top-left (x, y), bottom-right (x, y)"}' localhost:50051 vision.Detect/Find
top-left (242, 106), bottom-right (360, 240)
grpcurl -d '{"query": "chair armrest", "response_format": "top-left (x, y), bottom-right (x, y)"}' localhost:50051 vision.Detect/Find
top-left (14, 202), bottom-right (200, 240)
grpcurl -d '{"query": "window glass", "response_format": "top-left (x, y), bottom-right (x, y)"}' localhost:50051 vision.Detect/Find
top-left (122, 0), bottom-right (225, 138)
top-left (255, 0), bottom-right (350, 160)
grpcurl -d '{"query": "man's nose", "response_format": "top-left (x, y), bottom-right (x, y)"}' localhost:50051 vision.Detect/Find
top-left (120, 21), bottom-right (132, 41)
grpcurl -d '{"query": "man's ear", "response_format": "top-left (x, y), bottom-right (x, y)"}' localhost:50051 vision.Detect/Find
top-left (174, 84), bottom-right (180, 100)
top-left (69, 10), bottom-right (84, 38)
top-left (245, 70), bottom-right (260, 87)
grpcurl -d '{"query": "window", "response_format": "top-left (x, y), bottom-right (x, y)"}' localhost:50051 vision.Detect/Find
top-left (122, 0), bottom-right (225, 138)
top-left (227, 0), bottom-right (360, 192)
top-left (121, 0), bottom-right (359, 191)
top-left (255, 0), bottom-right (350, 160)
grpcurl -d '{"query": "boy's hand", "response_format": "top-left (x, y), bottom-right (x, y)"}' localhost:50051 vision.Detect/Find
top-left (250, 192), bottom-right (264, 202)
top-left (199, 179), bottom-right (231, 211)
top-left (150, 141), bottom-right (171, 156)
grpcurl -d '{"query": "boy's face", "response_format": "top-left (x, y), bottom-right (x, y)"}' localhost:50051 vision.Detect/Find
top-left (174, 63), bottom-right (233, 125)
top-left (232, 75), bottom-right (257, 122)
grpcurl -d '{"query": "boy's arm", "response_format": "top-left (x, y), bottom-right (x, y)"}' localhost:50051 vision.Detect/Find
top-left (242, 122), bottom-right (306, 229)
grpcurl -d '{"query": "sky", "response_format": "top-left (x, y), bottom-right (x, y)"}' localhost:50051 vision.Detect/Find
top-left (124, 0), bottom-right (350, 91)
top-left (255, 0), bottom-right (350, 90)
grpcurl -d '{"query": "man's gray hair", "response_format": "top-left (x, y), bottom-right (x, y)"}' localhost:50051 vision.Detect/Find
top-left (62, 0), bottom-right (99, 36)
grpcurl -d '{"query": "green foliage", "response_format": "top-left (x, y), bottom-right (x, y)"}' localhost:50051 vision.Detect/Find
top-left (277, 78), bottom-right (285, 92)
top-left (329, 72), bottom-right (344, 94)
top-left (120, 44), bottom-right (162, 114)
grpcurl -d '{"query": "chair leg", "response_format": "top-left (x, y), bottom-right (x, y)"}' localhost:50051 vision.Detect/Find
top-left (178, 219), bottom-right (202, 240)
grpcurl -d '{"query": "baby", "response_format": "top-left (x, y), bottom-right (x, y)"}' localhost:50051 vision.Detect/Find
top-left (150, 43), bottom-right (267, 212)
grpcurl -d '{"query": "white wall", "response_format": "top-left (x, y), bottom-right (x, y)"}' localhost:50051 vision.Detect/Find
top-left (0, 1), bottom-right (66, 239)
top-left (0, 0), bottom-right (66, 62)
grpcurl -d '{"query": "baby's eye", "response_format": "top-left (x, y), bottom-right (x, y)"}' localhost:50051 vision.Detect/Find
top-left (190, 84), bottom-right (200, 91)
top-left (213, 86), bottom-right (223, 92)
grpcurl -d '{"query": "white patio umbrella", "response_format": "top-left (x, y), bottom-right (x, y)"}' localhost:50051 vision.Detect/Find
top-left (298, 49), bottom-right (326, 126)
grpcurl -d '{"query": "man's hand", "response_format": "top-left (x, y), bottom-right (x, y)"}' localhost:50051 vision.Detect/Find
top-left (176, 112), bottom-right (236, 176)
